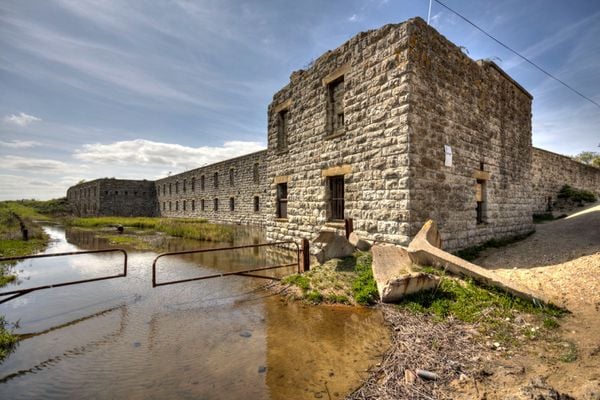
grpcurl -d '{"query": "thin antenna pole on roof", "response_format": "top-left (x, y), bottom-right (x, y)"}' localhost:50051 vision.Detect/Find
top-left (427, 0), bottom-right (433, 25)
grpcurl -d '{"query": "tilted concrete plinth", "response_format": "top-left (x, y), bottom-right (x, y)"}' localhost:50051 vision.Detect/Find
top-left (372, 243), bottom-right (439, 303)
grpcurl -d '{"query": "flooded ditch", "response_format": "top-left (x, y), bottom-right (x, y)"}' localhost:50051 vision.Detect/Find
top-left (0, 225), bottom-right (389, 399)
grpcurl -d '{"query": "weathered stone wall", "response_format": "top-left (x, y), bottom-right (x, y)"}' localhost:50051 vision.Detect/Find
top-left (531, 147), bottom-right (600, 212)
top-left (155, 151), bottom-right (268, 225)
top-left (265, 21), bottom-right (414, 246)
top-left (67, 179), bottom-right (157, 217)
top-left (407, 18), bottom-right (534, 250)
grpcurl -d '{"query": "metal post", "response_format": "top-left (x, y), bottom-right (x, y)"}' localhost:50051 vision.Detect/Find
top-left (301, 238), bottom-right (310, 272)
top-left (344, 218), bottom-right (354, 239)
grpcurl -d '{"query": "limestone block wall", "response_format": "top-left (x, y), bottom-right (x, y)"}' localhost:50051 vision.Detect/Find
top-left (67, 179), bottom-right (157, 217)
top-left (406, 18), bottom-right (534, 251)
top-left (155, 151), bottom-right (268, 225)
top-left (265, 20), bottom-right (415, 246)
top-left (531, 147), bottom-right (600, 212)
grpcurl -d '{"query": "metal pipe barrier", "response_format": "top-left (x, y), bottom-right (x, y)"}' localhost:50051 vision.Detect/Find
top-left (152, 241), bottom-right (302, 288)
top-left (0, 249), bottom-right (128, 304)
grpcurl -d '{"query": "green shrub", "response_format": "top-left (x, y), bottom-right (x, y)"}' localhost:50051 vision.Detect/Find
top-left (351, 251), bottom-right (379, 305)
top-left (305, 290), bottom-right (323, 304)
top-left (557, 185), bottom-right (597, 203)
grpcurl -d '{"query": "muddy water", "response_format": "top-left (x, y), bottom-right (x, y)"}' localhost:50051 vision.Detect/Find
top-left (0, 226), bottom-right (389, 399)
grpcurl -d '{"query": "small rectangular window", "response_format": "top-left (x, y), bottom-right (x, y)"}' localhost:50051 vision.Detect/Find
top-left (176, 182), bottom-right (179, 194)
top-left (327, 76), bottom-right (345, 135)
top-left (183, 179), bottom-right (187, 193)
top-left (191, 177), bottom-right (196, 192)
top-left (328, 175), bottom-right (345, 221)
top-left (254, 196), bottom-right (260, 212)
top-left (163, 184), bottom-right (166, 195)
top-left (191, 199), bottom-right (195, 211)
top-left (163, 202), bottom-right (166, 211)
top-left (169, 201), bottom-right (172, 211)
top-left (175, 201), bottom-right (179, 211)
top-left (201, 199), bottom-right (205, 211)
top-left (201, 175), bottom-right (205, 191)
top-left (169, 183), bottom-right (172, 195)
top-left (476, 179), bottom-right (486, 224)
top-left (229, 197), bottom-right (235, 211)
top-left (214, 198), bottom-right (219, 211)
top-left (276, 183), bottom-right (288, 218)
top-left (229, 169), bottom-right (234, 186)
top-left (277, 109), bottom-right (289, 151)
top-left (183, 200), bottom-right (186, 211)
top-left (214, 172), bottom-right (219, 188)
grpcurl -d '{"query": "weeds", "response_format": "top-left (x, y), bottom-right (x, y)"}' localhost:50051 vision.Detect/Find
top-left (397, 271), bottom-right (564, 345)
top-left (68, 216), bottom-right (234, 242)
top-left (533, 213), bottom-right (555, 223)
top-left (454, 231), bottom-right (534, 262)
top-left (351, 251), bottom-right (379, 305)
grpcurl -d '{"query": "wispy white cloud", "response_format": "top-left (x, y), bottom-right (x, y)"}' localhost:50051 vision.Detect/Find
top-left (3, 112), bottom-right (42, 127)
top-left (0, 140), bottom-right (41, 148)
top-left (0, 155), bottom-right (74, 172)
top-left (348, 14), bottom-right (360, 22)
top-left (73, 139), bottom-right (265, 172)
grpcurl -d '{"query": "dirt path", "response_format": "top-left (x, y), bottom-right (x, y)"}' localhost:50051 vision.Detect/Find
top-left (469, 203), bottom-right (600, 399)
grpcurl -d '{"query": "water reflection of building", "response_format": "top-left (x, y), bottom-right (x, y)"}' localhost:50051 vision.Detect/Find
top-left (264, 298), bottom-right (390, 399)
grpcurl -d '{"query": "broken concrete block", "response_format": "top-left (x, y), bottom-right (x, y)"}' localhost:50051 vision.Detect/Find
top-left (348, 231), bottom-right (371, 251)
top-left (312, 231), bottom-right (355, 264)
top-left (371, 243), bottom-right (439, 303)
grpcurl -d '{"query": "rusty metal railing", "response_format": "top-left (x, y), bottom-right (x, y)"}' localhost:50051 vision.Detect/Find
top-left (0, 249), bottom-right (128, 304)
top-left (152, 241), bottom-right (301, 288)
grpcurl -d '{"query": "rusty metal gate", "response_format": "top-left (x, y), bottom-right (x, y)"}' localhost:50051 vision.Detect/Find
top-left (0, 249), bottom-right (128, 304)
top-left (151, 241), bottom-right (305, 288)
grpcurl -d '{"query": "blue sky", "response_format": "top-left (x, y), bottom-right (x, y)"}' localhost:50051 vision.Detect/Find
top-left (1, 0), bottom-right (599, 200)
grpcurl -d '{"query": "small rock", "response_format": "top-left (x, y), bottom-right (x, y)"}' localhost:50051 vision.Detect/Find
top-left (133, 342), bottom-right (141, 348)
top-left (258, 366), bottom-right (267, 373)
top-left (240, 331), bottom-right (252, 338)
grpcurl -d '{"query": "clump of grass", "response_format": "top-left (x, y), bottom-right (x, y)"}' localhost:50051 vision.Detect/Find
top-left (533, 213), bottom-right (555, 223)
top-left (351, 251), bottom-right (379, 305)
top-left (305, 290), bottom-right (323, 304)
top-left (97, 234), bottom-right (154, 250)
top-left (397, 272), bottom-right (564, 345)
top-left (559, 341), bottom-right (578, 362)
top-left (282, 251), bottom-right (378, 306)
top-left (282, 274), bottom-right (310, 292)
top-left (454, 231), bottom-right (534, 262)
top-left (0, 316), bottom-right (17, 362)
top-left (68, 217), bottom-right (234, 242)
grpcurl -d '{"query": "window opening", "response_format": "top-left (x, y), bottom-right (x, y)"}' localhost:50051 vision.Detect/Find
top-left (328, 175), bottom-right (345, 221)
top-left (276, 183), bottom-right (288, 218)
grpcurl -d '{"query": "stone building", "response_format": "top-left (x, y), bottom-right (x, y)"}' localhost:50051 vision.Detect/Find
top-left (265, 17), bottom-right (535, 250)
top-left (67, 178), bottom-right (157, 217)
top-left (67, 17), bottom-right (600, 251)
top-left (154, 150), bottom-right (268, 226)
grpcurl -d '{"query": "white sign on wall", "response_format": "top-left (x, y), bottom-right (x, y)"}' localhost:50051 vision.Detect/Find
top-left (444, 145), bottom-right (453, 167)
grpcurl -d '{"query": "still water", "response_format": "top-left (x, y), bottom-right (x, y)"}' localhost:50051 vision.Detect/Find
top-left (0, 226), bottom-right (389, 399)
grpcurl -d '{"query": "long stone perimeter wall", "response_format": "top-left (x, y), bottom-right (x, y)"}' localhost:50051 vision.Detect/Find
top-left (155, 150), bottom-right (269, 226)
top-left (67, 179), bottom-right (157, 217)
top-left (531, 147), bottom-right (600, 212)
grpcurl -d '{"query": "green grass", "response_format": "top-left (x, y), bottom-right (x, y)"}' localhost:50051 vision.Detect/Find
top-left (282, 251), bottom-right (379, 306)
top-left (454, 231), bottom-right (534, 262)
top-left (397, 271), bottom-right (564, 344)
top-left (0, 316), bottom-right (17, 362)
top-left (351, 251), bottom-right (379, 305)
top-left (68, 216), bottom-right (234, 243)
top-left (559, 341), bottom-right (578, 362)
top-left (96, 234), bottom-right (154, 250)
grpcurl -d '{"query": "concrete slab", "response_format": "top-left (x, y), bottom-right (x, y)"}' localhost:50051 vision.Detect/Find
top-left (372, 243), bottom-right (439, 303)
